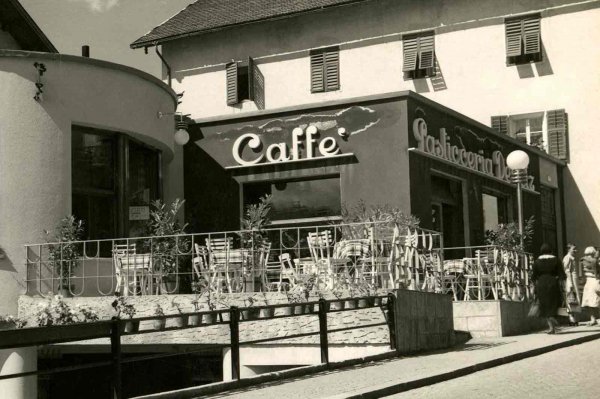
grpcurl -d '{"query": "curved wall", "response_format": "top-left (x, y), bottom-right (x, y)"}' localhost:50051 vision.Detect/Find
top-left (0, 50), bottom-right (177, 314)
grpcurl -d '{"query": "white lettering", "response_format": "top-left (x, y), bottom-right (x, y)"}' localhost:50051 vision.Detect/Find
top-left (319, 137), bottom-right (340, 156)
top-left (232, 133), bottom-right (264, 166)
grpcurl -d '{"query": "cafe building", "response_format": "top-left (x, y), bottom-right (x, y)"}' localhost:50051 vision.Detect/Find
top-left (186, 91), bottom-right (565, 254)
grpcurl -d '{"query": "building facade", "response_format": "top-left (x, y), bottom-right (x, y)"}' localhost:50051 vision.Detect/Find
top-left (132, 0), bottom-right (599, 253)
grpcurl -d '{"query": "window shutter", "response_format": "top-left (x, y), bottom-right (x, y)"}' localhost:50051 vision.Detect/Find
top-left (547, 109), bottom-right (568, 160)
top-left (324, 49), bottom-right (339, 91)
top-left (310, 52), bottom-right (325, 93)
top-left (522, 16), bottom-right (541, 54)
top-left (418, 33), bottom-right (435, 69)
top-left (505, 19), bottom-right (523, 57)
top-left (252, 59), bottom-right (265, 110)
top-left (247, 57), bottom-right (255, 102)
top-left (226, 62), bottom-right (238, 105)
top-left (402, 35), bottom-right (418, 72)
top-left (491, 115), bottom-right (509, 135)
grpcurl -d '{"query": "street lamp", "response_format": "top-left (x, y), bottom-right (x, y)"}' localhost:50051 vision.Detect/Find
top-left (506, 150), bottom-right (530, 249)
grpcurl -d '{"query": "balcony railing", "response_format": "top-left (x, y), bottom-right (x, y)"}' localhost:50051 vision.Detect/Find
top-left (440, 245), bottom-right (534, 301)
top-left (25, 221), bottom-right (444, 298)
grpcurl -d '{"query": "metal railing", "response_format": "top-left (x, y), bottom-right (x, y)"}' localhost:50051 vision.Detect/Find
top-left (0, 294), bottom-right (395, 399)
top-left (440, 245), bottom-right (534, 301)
top-left (25, 221), bottom-right (443, 298)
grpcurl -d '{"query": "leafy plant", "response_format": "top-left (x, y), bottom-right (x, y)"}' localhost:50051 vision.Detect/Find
top-left (0, 314), bottom-right (27, 329)
top-left (340, 200), bottom-right (419, 238)
top-left (153, 304), bottom-right (165, 317)
top-left (44, 216), bottom-right (84, 288)
top-left (35, 295), bottom-right (99, 326)
top-left (484, 216), bottom-right (535, 252)
top-left (240, 194), bottom-right (272, 248)
top-left (286, 274), bottom-right (318, 303)
top-left (145, 199), bottom-right (189, 275)
top-left (171, 298), bottom-right (184, 314)
top-left (112, 296), bottom-right (136, 319)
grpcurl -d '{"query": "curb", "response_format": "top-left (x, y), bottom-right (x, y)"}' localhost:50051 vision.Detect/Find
top-left (326, 331), bottom-right (600, 399)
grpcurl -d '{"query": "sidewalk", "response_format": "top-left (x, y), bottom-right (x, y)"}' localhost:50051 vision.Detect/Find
top-left (135, 324), bottom-right (600, 399)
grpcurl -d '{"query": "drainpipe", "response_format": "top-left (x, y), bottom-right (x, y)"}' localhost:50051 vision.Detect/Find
top-left (154, 44), bottom-right (172, 87)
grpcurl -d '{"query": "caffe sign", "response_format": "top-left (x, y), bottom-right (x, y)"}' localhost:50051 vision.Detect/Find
top-left (232, 125), bottom-right (341, 166)
top-left (412, 118), bottom-right (535, 190)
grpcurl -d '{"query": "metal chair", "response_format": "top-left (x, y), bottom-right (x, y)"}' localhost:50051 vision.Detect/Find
top-left (113, 243), bottom-right (150, 296)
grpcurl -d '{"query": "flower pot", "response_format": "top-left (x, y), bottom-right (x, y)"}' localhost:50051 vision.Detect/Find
top-left (344, 299), bottom-right (357, 309)
top-left (293, 304), bottom-right (305, 315)
top-left (241, 309), bottom-right (260, 321)
top-left (373, 297), bottom-right (382, 307)
top-left (188, 314), bottom-right (201, 326)
top-left (123, 320), bottom-right (140, 333)
top-left (218, 311), bottom-right (230, 322)
top-left (173, 315), bottom-right (188, 328)
top-left (160, 275), bottom-right (179, 294)
top-left (330, 301), bottom-right (345, 311)
top-left (279, 306), bottom-right (293, 316)
top-left (59, 285), bottom-right (73, 298)
top-left (153, 319), bottom-right (166, 330)
top-left (357, 298), bottom-right (371, 308)
top-left (203, 313), bottom-right (217, 324)
top-left (260, 308), bottom-right (275, 318)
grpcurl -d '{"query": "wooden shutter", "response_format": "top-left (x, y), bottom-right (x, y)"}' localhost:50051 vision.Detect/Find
top-left (491, 115), bottom-right (509, 135)
top-left (310, 51), bottom-right (325, 93)
top-left (402, 35), bottom-right (418, 72)
top-left (505, 19), bottom-right (523, 57)
top-left (226, 62), bottom-right (238, 105)
top-left (251, 59), bottom-right (265, 110)
top-left (547, 109), bottom-right (568, 160)
top-left (418, 33), bottom-right (435, 69)
top-left (324, 49), bottom-right (339, 91)
top-left (522, 16), bottom-right (541, 54)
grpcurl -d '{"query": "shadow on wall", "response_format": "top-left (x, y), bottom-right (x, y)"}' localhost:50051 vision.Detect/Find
top-left (562, 168), bottom-right (600, 249)
top-left (516, 43), bottom-right (554, 79)
top-left (0, 247), bottom-right (17, 273)
top-left (430, 58), bottom-right (448, 92)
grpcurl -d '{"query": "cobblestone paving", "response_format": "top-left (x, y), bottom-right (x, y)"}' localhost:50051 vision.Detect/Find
top-left (386, 337), bottom-right (600, 398)
top-left (200, 326), bottom-right (600, 399)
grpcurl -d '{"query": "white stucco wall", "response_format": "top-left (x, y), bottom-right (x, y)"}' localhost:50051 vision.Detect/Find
top-left (162, 0), bottom-right (600, 252)
top-left (0, 51), bottom-right (178, 314)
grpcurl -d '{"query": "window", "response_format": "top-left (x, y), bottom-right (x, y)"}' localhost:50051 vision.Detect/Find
top-left (505, 14), bottom-right (542, 65)
top-left (540, 186), bottom-right (557, 252)
top-left (226, 57), bottom-right (265, 109)
top-left (310, 47), bottom-right (339, 93)
top-left (402, 31), bottom-right (436, 79)
top-left (243, 177), bottom-right (341, 223)
top-left (490, 109), bottom-right (568, 160)
top-left (482, 193), bottom-right (508, 233)
top-left (72, 126), bottom-right (161, 240)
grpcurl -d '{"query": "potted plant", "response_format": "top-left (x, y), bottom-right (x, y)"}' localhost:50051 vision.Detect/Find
top-left (189, 281), bottom-right (202, 326)
top-left (0, 315), bottom-right (27, 330)
top-left (170, 298), bottom-right (188, 328)
top-left (145, 199), bottom-right (189, 294)
top-left (260, 292), bottom-right (276, 318)
top-left (330, 287), bottom-right (346, 311)
top-left (239, 195), bottom-right (272, 288)
top-left (112, 296), bottom-right (138, 333)
top-left (241, 296), bottom-right (261, 320)
top-left (45, 216), bottom-right (84, 297)
top-left (153, 304), bottom-right (166, 330)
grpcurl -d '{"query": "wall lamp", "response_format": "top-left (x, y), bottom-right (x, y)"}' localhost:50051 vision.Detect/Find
top-left (157, 111), bottom-right (190, 146)
top-left (33, 62), bottom-right (46, 102)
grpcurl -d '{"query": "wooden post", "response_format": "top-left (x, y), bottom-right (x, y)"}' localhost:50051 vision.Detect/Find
top-left (318, 298), bottom-right (329, 365)
top-left (110, 319), bottom-right (122, 399)
top-left (386, 293), bottom-right (397, 352)
top-left (229, 307), bottom-right (241, 380)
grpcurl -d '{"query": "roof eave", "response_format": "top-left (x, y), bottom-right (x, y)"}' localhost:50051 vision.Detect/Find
top-left (9, 0), bottom-right (58, 53)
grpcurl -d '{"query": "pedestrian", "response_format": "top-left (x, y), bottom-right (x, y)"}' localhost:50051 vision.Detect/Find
top-left (532, 243), bottom-right (566, 334)
top-left (562, 244), bottom-right (580, 326)
top-left (580, 246), bottom-right (600, 326)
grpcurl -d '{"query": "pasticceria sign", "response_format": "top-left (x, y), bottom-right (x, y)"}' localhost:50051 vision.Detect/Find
top-left (412, 118), bottom-right (535, 190)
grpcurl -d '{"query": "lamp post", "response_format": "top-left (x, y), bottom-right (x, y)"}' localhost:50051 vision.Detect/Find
top-left (506, 150), bottom-right (530, 249)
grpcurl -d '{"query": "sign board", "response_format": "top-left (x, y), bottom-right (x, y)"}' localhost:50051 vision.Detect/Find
top-left (129, 206), bottom-right (150, 221)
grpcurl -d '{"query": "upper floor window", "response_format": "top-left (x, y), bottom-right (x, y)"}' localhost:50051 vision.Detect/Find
top-left (310, 47), bottom-right (340, 93)
top-left (226, 57), bottom-right (265, 109)
top-left (491, 109), bottom-right (568, 160)
top-left (402, 31), bottom-right (436, 79)
top-left (505, 14), bottom-right (542, 65)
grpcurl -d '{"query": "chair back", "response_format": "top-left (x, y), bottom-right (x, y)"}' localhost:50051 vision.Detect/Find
top-left (307, 231), bottom-right (333, 263)
top-left (205, 237), bottom-right (233, 251)
top-left (113, 243), bottom-right (136, 269)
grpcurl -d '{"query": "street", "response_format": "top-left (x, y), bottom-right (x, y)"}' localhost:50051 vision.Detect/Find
top-left (386, 335), bottom-right (600, 398)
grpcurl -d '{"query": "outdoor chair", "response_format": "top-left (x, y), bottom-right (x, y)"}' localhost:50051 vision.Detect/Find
top-left (192, 243), bottom-right (210, 283)
top-left (307, 231), bottom-right (336, 288)
top-left (112, 243), bottom-right (151, 296)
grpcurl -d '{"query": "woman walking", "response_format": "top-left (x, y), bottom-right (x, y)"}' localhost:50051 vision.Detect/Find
top-left (532, 243), bottom-right (566, 334)
top-left (562, 244), bottom-right (580, 325)
top-left (580, 247), bottom-right (600, 326)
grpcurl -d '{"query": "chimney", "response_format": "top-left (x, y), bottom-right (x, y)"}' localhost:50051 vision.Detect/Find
top-left (82, 45), bottom-right (90, 58)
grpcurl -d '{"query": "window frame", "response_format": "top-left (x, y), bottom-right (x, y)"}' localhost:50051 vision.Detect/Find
top-left (505, 14), bottom-right (542, 65)
top-left (310, 46), bottom-right (340, 93)
top-left (402, 31), bottom-right (436, 79)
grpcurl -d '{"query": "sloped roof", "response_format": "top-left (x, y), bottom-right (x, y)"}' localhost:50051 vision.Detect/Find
top-left (131, 0), bottom-right (371, 49)
top-left (0, 0), bottom-right (57, 52)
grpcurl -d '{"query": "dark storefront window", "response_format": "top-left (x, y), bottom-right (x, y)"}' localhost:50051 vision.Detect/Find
top-left (540, 186), bottom-right (557, 251)
top-left (72, 126), bottom-right (161, 240)
top-left (243, 177), bottom-right (341, 224)
top-left (482, 192), bottom-right (508, 233)
top-left (431, 175), bottom-right (465, 259)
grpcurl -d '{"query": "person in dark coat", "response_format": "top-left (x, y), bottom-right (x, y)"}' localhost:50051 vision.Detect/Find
top-left (532, 243), bottom-right (566, 334)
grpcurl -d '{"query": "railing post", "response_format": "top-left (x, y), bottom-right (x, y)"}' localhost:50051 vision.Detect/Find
top-left (318, 298), bottom-right (329, 365)
top-left (110, 319), bottom-right (123, 399)
top-left (386, 293), bottom-right (397, 352)
top-left (229, 306), bottom-right (240, 380)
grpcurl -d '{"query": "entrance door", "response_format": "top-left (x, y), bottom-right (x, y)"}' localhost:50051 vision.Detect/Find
top-left (431, 175), bottom-right (465, 259)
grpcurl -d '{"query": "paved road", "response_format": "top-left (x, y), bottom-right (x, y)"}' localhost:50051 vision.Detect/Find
top-left (386, 337), bottom-right (600, 398)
